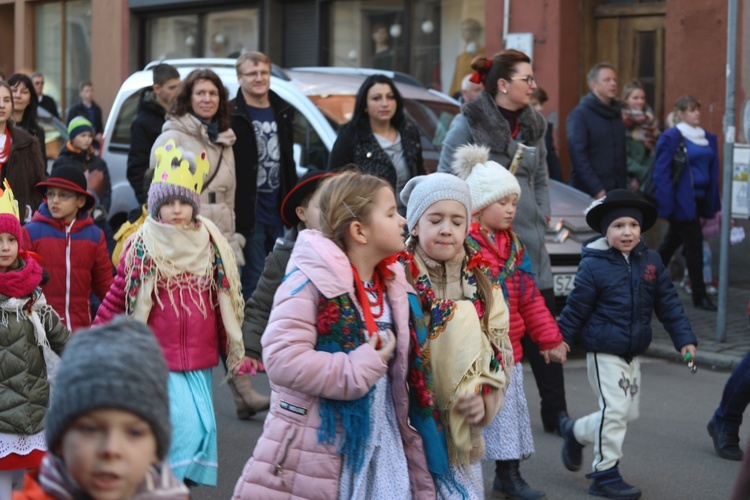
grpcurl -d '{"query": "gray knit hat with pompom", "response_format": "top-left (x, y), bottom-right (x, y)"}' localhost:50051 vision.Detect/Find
top-left (400, 173), bottom-right (472, 233)
top-left (45, 317), bottom-right (171, 459)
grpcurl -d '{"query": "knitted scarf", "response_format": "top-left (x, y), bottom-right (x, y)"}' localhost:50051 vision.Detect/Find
top-left (38, 453), bottom-right (189, 499)
top-left (315, 291), bottom-right (374, 473)
top-left (676, 122), bottom-right (709, 146)
top-left (622, 105), bottom-right (658, 149)
top-left (123, 216), bottom-right (245, 371)
top-left (406, 241), bottom-right (507, 466)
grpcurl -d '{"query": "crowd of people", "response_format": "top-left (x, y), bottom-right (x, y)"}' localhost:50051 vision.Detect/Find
top-left (0, 46), bottom-right (739, 500)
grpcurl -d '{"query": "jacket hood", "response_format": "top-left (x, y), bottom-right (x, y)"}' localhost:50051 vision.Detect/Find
top-left (462, 90), bottom-right (547, 150)
top-left (291, 229), bottom-right (408, 299)
top-left (136, 87), bottom-right (169, 117)
top-left (162, 113), bottom-right (236, 147)
top-left (30, 202), bottom-right (95, 231)
top-left (582, 235), bottom-right (646, 257)
top-left (581, 92), bottom-right (622, 119)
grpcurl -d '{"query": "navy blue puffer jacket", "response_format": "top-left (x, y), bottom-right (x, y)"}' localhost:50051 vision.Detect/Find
top-left (558, 236), bottom-right (696, 357)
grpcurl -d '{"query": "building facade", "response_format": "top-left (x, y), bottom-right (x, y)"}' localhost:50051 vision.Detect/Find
top-left (0, 0), bottom-right (747, 178)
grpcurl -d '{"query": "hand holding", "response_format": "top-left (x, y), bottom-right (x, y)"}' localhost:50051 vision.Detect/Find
top-left (455, 393), bottom-right (486, 425)
top-left (237, 357), bottom-right (265, 376)
top-left (368, 328), bottom-right (396, 362)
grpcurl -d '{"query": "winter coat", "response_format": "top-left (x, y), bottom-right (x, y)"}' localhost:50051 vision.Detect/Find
top-left (38, 95), bottom-right (59, 119)
top-left (127, 88), bottom-right (169, 204)
top-left (15, 119), bottom-right (46, 165)
top-left (230, 89), bottom-right (297, 237)
top-left (151, 114), bottom-right (242, 263)
top-left (94, 242), bottom-right (228, 372)
top-left (241, 228), bottom-right (295, 360)
top-left (0, 273), bottom-right (69, 435)
top-left (52, 142), bottom-right (112, 211)
top-left (653, 127), bottom-right (721, 223)
top-left (437, 90), bottom-right (553, 289)
top-left (468, 228), bottom-right (562, 364)
top-left (23, 204), bottom-right (113, 332)
top-left (328, 119), bottom-right (425, 197)
top-left (4, 126), bottom-right (46, 221)
top-left (233, 230), bottom-right (435, 499)
top-left (545, 122), bottom-right (564, 182)
top-left (65, 101), bottom-right (104, 137)
top-left (566, 92), bottom-right (627, 196)
top-left (557, 236), bottom-right (697, 357)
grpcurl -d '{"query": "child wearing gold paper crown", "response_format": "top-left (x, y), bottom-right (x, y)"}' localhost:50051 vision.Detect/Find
top-left (94, 139), bottom-right (248, 487)
top-left (0, 181), bottom-right (70, 498)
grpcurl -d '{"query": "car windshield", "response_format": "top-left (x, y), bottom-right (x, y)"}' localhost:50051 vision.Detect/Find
top-left (307, 95), bottom-right (458, 172)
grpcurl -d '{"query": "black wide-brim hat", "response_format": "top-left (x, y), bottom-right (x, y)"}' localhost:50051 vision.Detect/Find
top-left (584, 189), bottom-right (658, 234)
top-left (280, 169), bottom-right (333, 227)
top-left (35, 165), bottom-right (96, 212)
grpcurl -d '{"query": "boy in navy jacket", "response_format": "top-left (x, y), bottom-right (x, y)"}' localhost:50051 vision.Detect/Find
top-left (557, 189), bottom-right (697, 500)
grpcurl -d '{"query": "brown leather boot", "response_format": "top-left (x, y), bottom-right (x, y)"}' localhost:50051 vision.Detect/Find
top-left (231, 373), bottom-right (270, 416)
top-left (228, 378), bottom-right (252, 420)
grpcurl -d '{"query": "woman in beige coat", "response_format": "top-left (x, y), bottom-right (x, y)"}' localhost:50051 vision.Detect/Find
top-left (150, 68), bottom-right (243, 264)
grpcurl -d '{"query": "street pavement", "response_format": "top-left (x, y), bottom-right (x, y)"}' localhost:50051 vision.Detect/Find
top-left (192, 282), bottom-right (750, 499)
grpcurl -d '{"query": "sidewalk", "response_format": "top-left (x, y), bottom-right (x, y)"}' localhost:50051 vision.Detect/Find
top-left (647, 284), bottom-right (750, 371)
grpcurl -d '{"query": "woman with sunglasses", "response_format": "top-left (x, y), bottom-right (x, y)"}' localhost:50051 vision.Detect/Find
top-left (438, 49), bottom-right (565, 500)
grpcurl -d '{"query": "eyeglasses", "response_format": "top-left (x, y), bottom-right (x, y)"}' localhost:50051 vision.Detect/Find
top-left (45, 191), bottom-right (78, 201)
top-left (239, 71), bottom-right (270, 80)
top-left (508, 75), bottom-right (537, 86)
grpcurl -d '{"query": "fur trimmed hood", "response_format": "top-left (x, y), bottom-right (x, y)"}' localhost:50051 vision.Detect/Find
top-left (461, 91), bottom-right (547, 156)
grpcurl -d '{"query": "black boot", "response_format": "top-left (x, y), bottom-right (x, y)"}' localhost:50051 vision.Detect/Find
top-left (586, 466), bottom-right (641, 499)
top-left (561, 417), bottom-right (584, 471)
top-left (541, 409), bottom-right (568, 435)
top-left (493, 460), bottom-right (546, 500)
top-left (708, 419), bottom-right (743, 460)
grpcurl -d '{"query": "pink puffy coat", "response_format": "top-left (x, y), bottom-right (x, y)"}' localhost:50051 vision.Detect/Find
top-left (94, 248), bottom-right (226, 372)
top-left (232, 230), bottom-right (435, 499)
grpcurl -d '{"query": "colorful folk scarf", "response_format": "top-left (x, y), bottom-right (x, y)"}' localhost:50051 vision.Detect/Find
top-left (39, 453), bottom-right (189, 499)
top-left (466, 223), bottom-right (537, 302)
top-left (408, 242), bottom-right (508, 466)
top-left (622, 105), bottom-right (659, 149)
top-left (315, 291), bottom-right (374, 473)
top-left (123, 215), bottom-right (245, 371)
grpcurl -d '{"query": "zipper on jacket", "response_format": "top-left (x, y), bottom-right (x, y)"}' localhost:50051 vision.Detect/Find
top-left (64, 221), bottom-right (74, 331)
top-left (273, 426), bottom-right (298, 487)
top-left (181, 306), bottom-right (188, 368)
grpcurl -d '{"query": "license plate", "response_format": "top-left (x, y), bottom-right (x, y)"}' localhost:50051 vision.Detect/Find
top-left (553, 273), bottom-right (575, 296)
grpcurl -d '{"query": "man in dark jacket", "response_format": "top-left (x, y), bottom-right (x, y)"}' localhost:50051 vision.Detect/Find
top-left (566, 62), bottom-right (626, 198)
top-left (65, 81), bottom-right (104, 150)
top-left (31, 72), bottom-right (59, 119)
top-left (230, 51), bottom-right (296, 300)
top-left (126, 64), bottom-right (181, 204)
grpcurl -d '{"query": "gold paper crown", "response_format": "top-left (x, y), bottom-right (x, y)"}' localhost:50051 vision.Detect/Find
top-left (0, 181), bottom-right (20, 221)
top-left (152, 139), bottom-right (210, 194)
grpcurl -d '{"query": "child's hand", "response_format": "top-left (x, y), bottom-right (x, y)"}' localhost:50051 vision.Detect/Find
top-left (680, 344), bottom-right (697, 361)
top-left (367, 328), bottom-right (396, 362)
top-left (544, 342), bottom-right (570, 364)
top-left (237, 357), bottom-right (265, 376)
top-left (454, 393), bottom-right (486, 425)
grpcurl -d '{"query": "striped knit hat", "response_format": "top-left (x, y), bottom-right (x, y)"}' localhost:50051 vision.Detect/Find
top-left (67, 116), bottom-right (93, 141)
top-left (147, 181), bottom-right (201, 219)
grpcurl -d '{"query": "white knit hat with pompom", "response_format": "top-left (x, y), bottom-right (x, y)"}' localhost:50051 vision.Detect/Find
top-left (451, 144), bottom-right (521, 213)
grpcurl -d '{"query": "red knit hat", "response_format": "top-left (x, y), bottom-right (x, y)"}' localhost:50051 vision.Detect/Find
top-left (0, 214), bottom-right (22, 244)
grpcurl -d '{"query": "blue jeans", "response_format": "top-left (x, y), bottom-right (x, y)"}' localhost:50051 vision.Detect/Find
top-left (713, 351), bottom-right (750, 433)
top-left (241, 223), bottom-right (284, 301)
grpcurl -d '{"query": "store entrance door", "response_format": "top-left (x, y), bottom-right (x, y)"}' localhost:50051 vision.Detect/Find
top-left (584, 3), bottom-right (666, 119)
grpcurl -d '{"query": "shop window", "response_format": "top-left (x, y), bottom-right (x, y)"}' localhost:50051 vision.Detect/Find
top-left (144, 8), bottom-right (259, 63)
top-left (35, 0), bottom-right (92, 115)
top-left (326, 0), bottom-right (485, 94)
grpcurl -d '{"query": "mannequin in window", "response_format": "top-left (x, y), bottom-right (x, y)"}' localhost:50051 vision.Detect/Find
top-left (449, 19), bottom-right (485, 97)
top-left (371, 24), bottom-right (395, 71)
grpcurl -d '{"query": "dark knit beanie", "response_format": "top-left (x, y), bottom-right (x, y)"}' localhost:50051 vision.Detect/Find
top-left (147, 182), bottom-right (201, 219)
top-left (45, 317), bottom-right (171, 459)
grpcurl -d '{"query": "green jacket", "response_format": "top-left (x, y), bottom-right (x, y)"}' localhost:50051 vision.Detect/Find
top-left (0, 294), bottom-right (69, 435)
